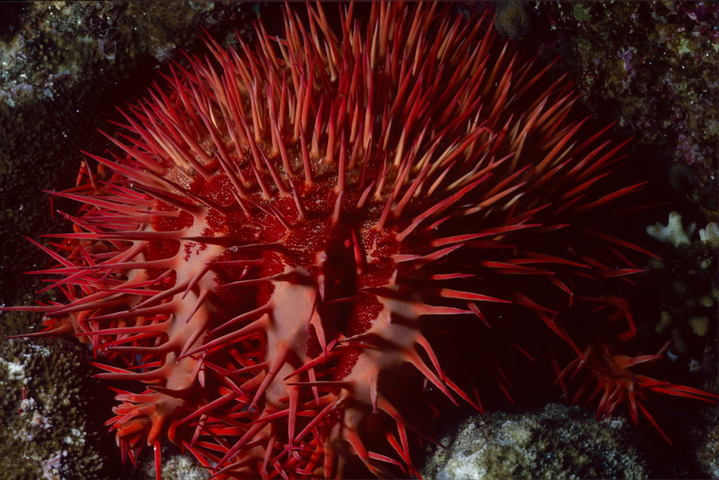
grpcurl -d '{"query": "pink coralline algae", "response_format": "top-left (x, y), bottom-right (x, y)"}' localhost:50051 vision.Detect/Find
top-left (4, 3), bottom-right (717, 479)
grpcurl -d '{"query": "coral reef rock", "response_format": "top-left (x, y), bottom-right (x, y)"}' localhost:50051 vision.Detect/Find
top-left (0, 336), bottom-right (105, 480)
top-left (422, 404), bottom-right (648, 480)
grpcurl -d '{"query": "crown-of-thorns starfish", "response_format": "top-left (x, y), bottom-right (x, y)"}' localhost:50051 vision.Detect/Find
top-left (4, 2), bottom-right (716, 479)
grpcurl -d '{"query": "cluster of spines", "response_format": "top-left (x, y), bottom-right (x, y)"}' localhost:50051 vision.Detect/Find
top-left (3, 2), bottom-right (717, 479)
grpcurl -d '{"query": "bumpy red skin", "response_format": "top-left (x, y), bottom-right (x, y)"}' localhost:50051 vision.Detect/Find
top-left (5, 3), bottom-right (717, 479)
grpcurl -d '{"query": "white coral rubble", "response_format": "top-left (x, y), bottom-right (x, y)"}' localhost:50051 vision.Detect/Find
top-left (647, 211), bottom-right (694, 246)
top-left (646, 211), bottom-right (718, 250)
